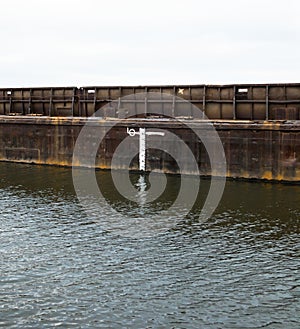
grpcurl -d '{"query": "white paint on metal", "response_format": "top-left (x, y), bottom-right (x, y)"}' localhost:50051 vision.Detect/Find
top-left (127, 127), bottom-right (165, 172)
top-left (127, 127), bottom-right (136, 137)
top-left (139, 128), bottom-right (146, 171)
top-left (146, 131), bottom-right (165, 136)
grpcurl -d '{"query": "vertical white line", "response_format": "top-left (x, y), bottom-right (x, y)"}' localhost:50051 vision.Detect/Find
top-left (139, 128), bottom-right (146, 171)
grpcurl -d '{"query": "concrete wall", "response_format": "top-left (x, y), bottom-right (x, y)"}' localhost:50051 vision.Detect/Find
top-left (0, 116), bottom-right (299, 182)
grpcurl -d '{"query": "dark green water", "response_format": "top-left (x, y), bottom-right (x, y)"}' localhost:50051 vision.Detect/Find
top-left (0, 162), bottom-right (299, 328)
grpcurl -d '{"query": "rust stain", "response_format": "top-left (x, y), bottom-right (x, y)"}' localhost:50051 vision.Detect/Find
top-left (0, 83), bottom-right (300, 121)
top-left (0, 117), bottom-right (299, 183)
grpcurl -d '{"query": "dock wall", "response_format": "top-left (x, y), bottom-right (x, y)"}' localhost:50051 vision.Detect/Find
top-left (0, 116), bottom-right (299, 182)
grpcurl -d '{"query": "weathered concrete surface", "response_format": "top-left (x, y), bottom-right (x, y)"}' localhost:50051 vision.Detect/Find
top-left (0, 116), bottom-right (299, 182)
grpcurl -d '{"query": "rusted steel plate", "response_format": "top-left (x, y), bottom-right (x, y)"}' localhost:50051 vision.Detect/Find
top-left (0, 116), bottom-right (299, 182)
top-left (0, 84), bottom-right (300, 121)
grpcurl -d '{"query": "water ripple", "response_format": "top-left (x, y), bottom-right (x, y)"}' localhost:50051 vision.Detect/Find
top-left (0, 163), bottom-right (299, 328)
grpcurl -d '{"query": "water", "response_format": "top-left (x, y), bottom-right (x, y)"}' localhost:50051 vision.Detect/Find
top-left (0, 162), bottom-right (299, 328)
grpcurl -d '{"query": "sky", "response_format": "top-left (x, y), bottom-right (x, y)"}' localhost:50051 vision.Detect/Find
top-left (0, 0), bottom-right (299, 87)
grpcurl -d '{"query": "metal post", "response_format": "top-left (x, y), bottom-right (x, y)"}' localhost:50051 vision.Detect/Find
top-left (93, 87), bottom-right (97, 116)
top-left (49, 88), bottom-right (53, 116)
top-left (202, 85), bottom-right (206, 119)
top-left (8, 90), bottom-right (12, 115)
top-left (139, 128), bottom-right (146, 171)
top-left (266, 85), bottom-right (269, 120)
top-left (127, 127), bottom-right (165, 172)
top-left (28, 89), bottom-right (32, 115)
top-left (21, 89), bottom-right (25, 115)
top-left (233, 85), bottom-right (236, 120)
top-left (71, 87), bottom-right (76, 117)
top-left (42, 89), bottom-right (45, 115)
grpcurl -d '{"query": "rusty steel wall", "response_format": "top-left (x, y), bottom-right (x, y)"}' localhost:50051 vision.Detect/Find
top-left (0, 84), bottom-right (300, 120)
top-left (0, 117), bottom-right (299, 182)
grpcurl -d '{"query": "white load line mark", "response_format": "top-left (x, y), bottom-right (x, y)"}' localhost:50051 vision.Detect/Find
top-left (127, 128), bottom-right (165, 171)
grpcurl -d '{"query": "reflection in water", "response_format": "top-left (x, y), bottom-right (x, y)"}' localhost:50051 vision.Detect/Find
top-left (0, 162), bottom-right (299, 328)
top-left (136, 175), bottom-right (147, 206)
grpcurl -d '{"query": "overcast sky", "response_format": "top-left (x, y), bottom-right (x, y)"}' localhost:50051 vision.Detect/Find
top-left (0, 0), bottom-right (299, 87)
